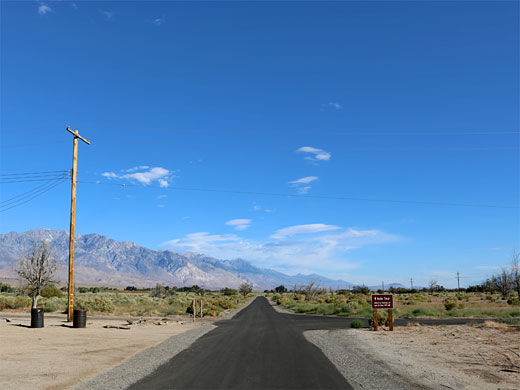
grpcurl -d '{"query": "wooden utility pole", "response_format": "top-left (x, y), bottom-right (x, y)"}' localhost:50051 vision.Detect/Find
top-left (457, 272), bottom-right (460, 291)
top-left (66, 126), bottom-right (90, 322)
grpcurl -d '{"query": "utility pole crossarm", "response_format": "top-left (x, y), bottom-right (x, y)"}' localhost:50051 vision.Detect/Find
top-left (66, 126), bottom-right (91, 145)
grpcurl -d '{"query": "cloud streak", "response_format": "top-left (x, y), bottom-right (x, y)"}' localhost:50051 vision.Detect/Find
top-left (289, 176), bottom-right (319, 194)
top-left (296, 146), bottom-right (331, 162)
top-left (225, 219), bottom-right (252, 231)
top-left (102, 166), bottom-right (172, 187)
top-left (38, 3), bottom-right (52, 15)
top-left (270, 224), bottom-right (341, 239)
top-left (162, 225), bottom-right (399, 277)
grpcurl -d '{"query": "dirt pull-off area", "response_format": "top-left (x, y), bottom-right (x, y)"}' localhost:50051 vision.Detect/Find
top-left (0, 313), bottom-right (210, 390)
top-left (309, 321), bottom-right (520, 390)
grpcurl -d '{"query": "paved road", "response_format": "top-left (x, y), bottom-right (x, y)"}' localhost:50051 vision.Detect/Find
top-left (130, 296), bottom-right (355, 389)
top-left (129, 296), bottom-right (490, 389)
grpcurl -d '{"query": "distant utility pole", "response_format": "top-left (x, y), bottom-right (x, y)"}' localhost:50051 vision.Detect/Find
top-left (410, 278), bottom-right (413, 289)
top-left (382, 281), bottom-right (385, 291)
top-left (457, 272), bottom-right (460, 291)
top-left (66, 126), bottom-right (91, 322)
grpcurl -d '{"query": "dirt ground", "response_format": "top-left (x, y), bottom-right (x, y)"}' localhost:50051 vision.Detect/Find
top-left (349, 322), bottom-right (520, 390)
top-left (0, 312), bottom-right (212, 390)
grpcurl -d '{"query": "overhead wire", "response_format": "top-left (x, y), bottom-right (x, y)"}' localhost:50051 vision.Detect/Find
top-left (0, 175), bottom-right (71, 207)
top-left (77, 180), bottom-right (519, 209)
top-left (0, 176), bottom-right (70, 212)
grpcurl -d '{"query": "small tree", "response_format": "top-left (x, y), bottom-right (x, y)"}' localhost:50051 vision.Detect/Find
top-left (428, 279), bottom-right (438, 293)
top-left (16, 240), bottom-right (58, 309)
top-left (303, 280), bottom-right (320, 301)
top-left (274, 285), bottom-right (287, 293)
top-left (511, 251), bottom-right (520, 298)
top-left (239, 282), bottom-right (253, 297)
top-left (492, 268), bottom-right (513, 299)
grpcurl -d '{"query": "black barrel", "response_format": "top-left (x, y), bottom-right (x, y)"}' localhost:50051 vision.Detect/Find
top-left (31, 308), bottom-right (44, 328)
top-left (73, 309), bottom-right (87, 328)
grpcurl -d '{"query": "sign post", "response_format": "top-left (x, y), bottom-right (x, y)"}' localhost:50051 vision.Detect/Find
top-left (371, 294), bottom-right (394, 331)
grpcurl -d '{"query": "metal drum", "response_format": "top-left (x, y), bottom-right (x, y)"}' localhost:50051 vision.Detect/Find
top-left (73, 308), bottom-right (87, 328)
top-left (31, 308), bottom-right (44, 328)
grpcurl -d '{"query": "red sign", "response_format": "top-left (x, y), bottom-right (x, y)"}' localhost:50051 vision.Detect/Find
top-left (371, 294), bottom-right (393, 309)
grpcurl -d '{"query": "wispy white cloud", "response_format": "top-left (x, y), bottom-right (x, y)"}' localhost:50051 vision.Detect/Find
top-left (126, 165), bottom-right (150, 172)
top-left (148, 15), bottom-right (166, 25)
top-left (289, 176), bottom-right (319, 194)
top-left (102, 10), bottom-right (114, 20)
top-left (38, 3), bottom-right (52, 15)
top-left (271, 224), bottom-right (341, 239)
top-left (157, 194), bottom-right (168, 199)
top-left (164, 232), bottom-right (240, 252)
top-left (296, 146), bottom-right (331, 162)
top-left (225, 219), bottom-right (252, 231)
top-left (321, 102), bottom-right (342, 111)
top-left (102, 166), bottom-right (172, 187)
top-left (163, 226), bottom-right (399, 277)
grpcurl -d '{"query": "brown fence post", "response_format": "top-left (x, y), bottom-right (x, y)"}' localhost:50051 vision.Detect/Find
top-left (373, 309), bottom-right (378, 331)
top-left (388, 308), bottom-right (393, 331)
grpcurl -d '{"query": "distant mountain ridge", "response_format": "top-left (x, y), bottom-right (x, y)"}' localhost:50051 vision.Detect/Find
top-left (0, 229), bottom-right (354, 290)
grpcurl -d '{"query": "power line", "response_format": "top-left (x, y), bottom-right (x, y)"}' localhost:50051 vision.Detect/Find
top-left (0, 176), bottom-right (71, 207)
top-left (77, 180), bottom-right (519, 209)
top-left (0, 174), bottom-right (71, 184)
top-left (0, 178), bottom-right (69, 213)
top-left (0, 169), bottom-right (70, 176)
top-left (2, 126), bottom-right (519, 137)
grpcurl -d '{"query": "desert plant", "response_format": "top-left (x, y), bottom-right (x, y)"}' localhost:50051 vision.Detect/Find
top-left (351, 319), bottom-right (364, 328)
top-left (41, 285), bottom-right (63, 298)
top-left (444, 298), bottom-right (457, 311)
top-left (16, 239), bottom-right (58, 308)
top-left (239, 282), bottom-right (253, 297)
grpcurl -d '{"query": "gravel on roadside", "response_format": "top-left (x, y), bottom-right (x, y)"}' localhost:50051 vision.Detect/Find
top-left (305, 329), bottom-right (432, 390)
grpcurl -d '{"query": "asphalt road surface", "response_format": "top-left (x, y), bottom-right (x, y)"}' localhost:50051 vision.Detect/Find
top-left (130, 296), bottom-right (355, 389)
top-left (129, 296), bottom-right (488, 390)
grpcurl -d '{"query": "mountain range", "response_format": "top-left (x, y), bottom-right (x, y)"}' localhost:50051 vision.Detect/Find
top-left (0, 229), bottom-right (355, 290)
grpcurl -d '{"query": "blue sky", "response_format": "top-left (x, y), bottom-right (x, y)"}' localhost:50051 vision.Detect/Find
top-left (1, 0), bottom-right (518, 288)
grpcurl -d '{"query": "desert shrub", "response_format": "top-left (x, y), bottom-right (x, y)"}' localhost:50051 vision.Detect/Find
top-left (369, 310), bottom-right (389, 327)
top-left (357, 306), bottom-right (373, 317)
top-left (507, 297), bottom-right (520, 306)
top-left (411, 307), bottom-right (433, 316)
top-left (316, 305), bottom-right (335, 315)
top-left (340, 303), bottom-right (355, 314)
top-left (215, 298), bottom-right (234, 310)
top-left (458, 303), bottom-right (465, 309)
top-left (41, 286), bottom-right (63, 298)
top-left (75, 296), bottom-right (115, 313)
top-left (351, 319), bottom-right (364, 328)
top-left (294, 304), bottom-right (315, 313)
top-left (0, 282), bottom-right (13, 293)
top-left (220, 288), bottom-right (238, 296)
top-left (509, 310), bottom-right (520, 317)
top-left (43, 305), bottom-right (57, 312)
top-left (444, 298), bottom-right (457, 311)
top-left (276, 297), bottom-right (291, 306)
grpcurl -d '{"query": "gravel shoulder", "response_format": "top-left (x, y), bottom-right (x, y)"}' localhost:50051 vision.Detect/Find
top-left (306, 322), bottom-right (520, 390)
